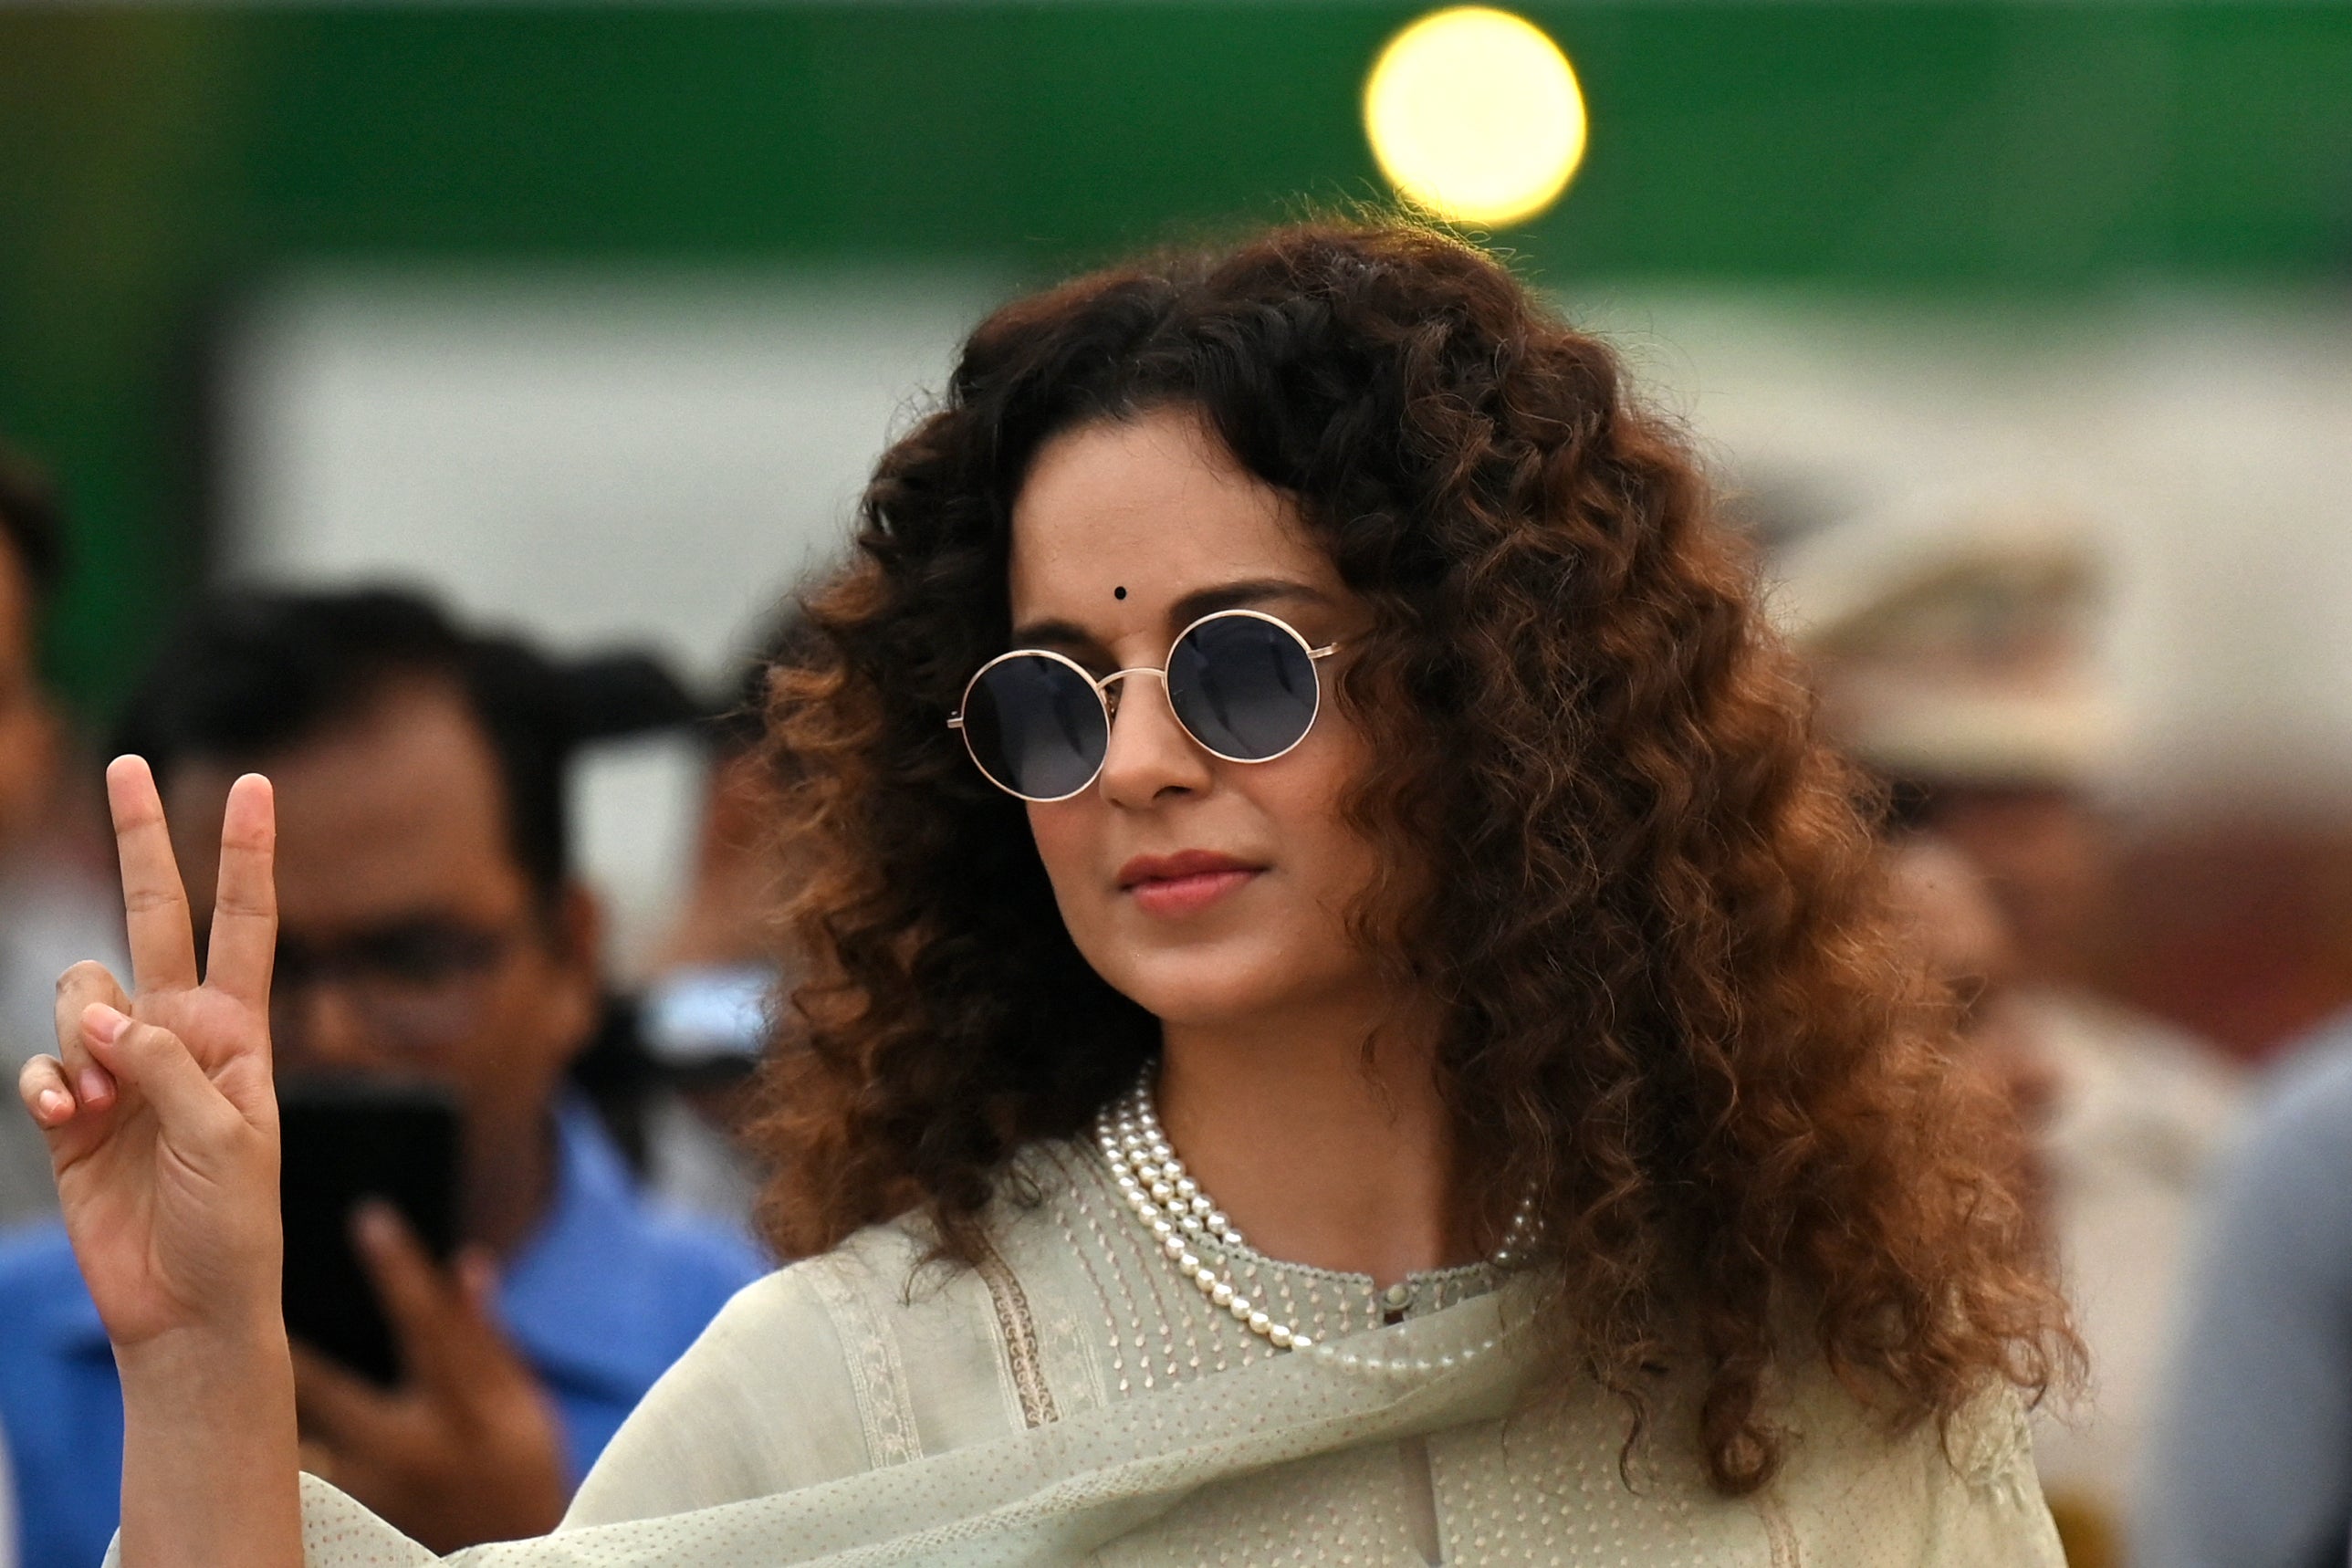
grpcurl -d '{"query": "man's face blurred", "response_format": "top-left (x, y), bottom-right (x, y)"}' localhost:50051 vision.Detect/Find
top-left (1887, 833), bottom-right (2059, 1220)
top-left (165, 681), bottom-right (599, 1138)
top-left (0, 539), bottom-right (58, 854)
top-left (1928, 784), bottom-right (2107, 987)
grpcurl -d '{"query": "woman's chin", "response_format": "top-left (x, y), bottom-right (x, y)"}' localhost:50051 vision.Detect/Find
top-left (1102, 954), bottom-right (1335, 1033)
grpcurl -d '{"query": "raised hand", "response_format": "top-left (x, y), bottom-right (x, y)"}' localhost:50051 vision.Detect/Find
top-left (16, 758), bottom-right (305, 1568)
top-left (17, 755), bottom-right (285, 1347)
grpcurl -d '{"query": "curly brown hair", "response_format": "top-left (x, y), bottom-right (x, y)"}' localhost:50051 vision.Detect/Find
top-left (749, 220), bottom-right (2073, 1494)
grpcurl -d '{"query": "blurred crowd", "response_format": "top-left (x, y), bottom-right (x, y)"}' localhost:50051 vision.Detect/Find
top-left (0, 447), bottom-right (796, 1563)
top-left (2, 423), bottom-right (2351, 1568)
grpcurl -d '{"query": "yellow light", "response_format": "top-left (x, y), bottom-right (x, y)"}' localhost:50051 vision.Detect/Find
top-left (1363, 6), bottom-right (1587, 228)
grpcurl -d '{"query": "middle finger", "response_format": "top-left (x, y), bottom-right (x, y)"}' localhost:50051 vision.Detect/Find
top-left (204, 774), bottom-right (278, 1013)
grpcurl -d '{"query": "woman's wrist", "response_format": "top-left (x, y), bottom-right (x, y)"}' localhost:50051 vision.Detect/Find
top-left (117, 1314), bottom-right (298, 1468)
top-left (118, 1318), bottom-right (304, 1568)
top-left (116, 1312), bottom-right (292, 1396)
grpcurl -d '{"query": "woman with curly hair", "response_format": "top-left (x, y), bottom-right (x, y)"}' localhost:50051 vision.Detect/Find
top-left (26, 222), bottom-right (2071, 1566)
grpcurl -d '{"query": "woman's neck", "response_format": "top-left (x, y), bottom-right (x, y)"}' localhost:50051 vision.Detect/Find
top-left (1155, 989), bottom-right (1458, 1287)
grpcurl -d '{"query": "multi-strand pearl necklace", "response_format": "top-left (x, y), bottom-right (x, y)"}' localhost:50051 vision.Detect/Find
top-left (1093, 1070), bottom-right (1541, 1354)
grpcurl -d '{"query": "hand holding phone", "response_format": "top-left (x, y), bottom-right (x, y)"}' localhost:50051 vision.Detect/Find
top-left (289, 1204), bottom-right (568, 1553)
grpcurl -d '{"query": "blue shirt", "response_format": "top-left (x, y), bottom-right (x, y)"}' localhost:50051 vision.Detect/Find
top-left (0, 1101), bottom-right (767, 1568)
top-left (2136, 1018), bottom-right (2352, 1568)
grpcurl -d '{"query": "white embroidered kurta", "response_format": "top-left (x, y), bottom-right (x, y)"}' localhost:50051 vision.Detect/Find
top-left (261, 1145), bottom-right (2064, 1566)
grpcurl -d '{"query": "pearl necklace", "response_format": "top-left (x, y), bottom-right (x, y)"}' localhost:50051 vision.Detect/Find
top-left (1092, 1070), bottom-right (1540, 1354)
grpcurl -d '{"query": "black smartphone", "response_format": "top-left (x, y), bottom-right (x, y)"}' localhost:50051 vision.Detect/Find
top-left (278, 1078), bottom-right (461, 1386)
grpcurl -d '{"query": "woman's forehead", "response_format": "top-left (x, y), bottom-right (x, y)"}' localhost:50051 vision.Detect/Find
top-left (1007, 409), bottom-right (1341, 635)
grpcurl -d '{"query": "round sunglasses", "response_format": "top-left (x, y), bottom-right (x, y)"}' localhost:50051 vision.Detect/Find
top-left (948, 609), bottom-right (1338, 802)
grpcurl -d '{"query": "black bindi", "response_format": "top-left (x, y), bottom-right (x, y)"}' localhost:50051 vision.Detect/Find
top-left (1113, 585), bottom-right (1128, 601)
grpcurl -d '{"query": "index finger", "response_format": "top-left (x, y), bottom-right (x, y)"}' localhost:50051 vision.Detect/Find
top-left (107, 756), bottom-right (198, 995)
top-left (353, 1205), bottom-right (506, 1404)
top-left (204, 774), bottom-right (277, 1009)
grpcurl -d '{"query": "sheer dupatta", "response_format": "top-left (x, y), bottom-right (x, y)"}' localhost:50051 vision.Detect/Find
top-left (286, 1285), bottom-right (1539, 1567)
top-left (106, 1143), bottom-right (2062, 1567)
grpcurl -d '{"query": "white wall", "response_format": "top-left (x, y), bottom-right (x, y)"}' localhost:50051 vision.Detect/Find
top-left (221, 268), bottom-right (1007, 681)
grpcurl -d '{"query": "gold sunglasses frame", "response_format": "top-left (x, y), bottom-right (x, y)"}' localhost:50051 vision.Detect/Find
top-left (947, 608), bottom-right (1339, 803)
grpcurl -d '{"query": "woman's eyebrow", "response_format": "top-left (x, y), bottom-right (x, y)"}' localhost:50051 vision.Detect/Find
top-left (1005, 616), bottom-right (1107, 655)
top-left (1008, 579), bottom-right (1330, 653)
top-left (1166, 579), bottom-right (1331, 627)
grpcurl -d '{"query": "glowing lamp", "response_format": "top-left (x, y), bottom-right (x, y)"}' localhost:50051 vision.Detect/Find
top-left (1363, 6), bottom-right (1587, 227)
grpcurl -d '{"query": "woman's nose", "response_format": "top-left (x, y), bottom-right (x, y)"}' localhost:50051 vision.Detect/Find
top-left (1096, 673), bottom-right (1214, 807)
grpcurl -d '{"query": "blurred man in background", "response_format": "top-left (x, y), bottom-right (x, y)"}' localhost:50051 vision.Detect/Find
top-left (630, 612), bottom-right (812, 1231)
top-left (1882, 831), bottom-right (2059, 1223)
top-left (1779, 507), bottom-right (2242, 1568)
top-left (2138, 1009), bottom-right (2352, 1568)
top-left (0, 1416), bottom-right (16, 1568)
top-left (0, 446), bottom-right (123, 1231)
top-left (0, 587), bottom-right (765, 1568)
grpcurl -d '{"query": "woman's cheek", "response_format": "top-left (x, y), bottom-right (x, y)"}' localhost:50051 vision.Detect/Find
top-left (1245, 759), bottom-right (1384, 957)
top-left (1025, 801), bottom-right (1113, 945)
top-left (1024, 799), bottom-right (1087, 875)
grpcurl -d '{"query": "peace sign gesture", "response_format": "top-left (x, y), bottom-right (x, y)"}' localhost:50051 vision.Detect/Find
top-left (18, 755), bottom-right (287, 1348)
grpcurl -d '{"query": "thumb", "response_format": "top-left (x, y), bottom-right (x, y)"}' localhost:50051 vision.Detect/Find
top-left (290, 1339), bottom-right (404, 1454)
top-left (82, 1004), bottom-right (235, 1136)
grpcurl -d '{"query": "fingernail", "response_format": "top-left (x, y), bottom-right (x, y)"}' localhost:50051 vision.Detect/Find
top-left (352, 1200), bottom-right (397, 1251)
top-left (458, 1249), bottom-right (499, 1305)
top-left (76, 1067), bottom-right (111, 1104)
top-left (37, 1089), bottom-right (70, 1122)
top-left (83, 1005), bottom-right (130, 1047)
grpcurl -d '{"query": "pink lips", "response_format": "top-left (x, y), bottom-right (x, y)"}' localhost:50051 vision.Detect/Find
top-left (1118, 851), bottom-right (1264, 918)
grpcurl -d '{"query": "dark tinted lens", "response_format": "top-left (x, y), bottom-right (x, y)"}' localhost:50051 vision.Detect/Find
top-left (1166, 614), bottom-right (1319, 761)
top-left (962, 654), bottom-right (1110, 799)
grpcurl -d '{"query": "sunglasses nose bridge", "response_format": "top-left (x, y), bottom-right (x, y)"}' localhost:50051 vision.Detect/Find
top-left (1096, 664), bottom-right (1167, 723)
top-left (1094, 664), bottom-right (1222, 805)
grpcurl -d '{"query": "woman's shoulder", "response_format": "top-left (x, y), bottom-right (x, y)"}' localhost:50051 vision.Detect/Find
top-left (559, 1245), bottom-right (883, 1526)
top-left (1760, 1364), bottom-right (2062, 1566)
